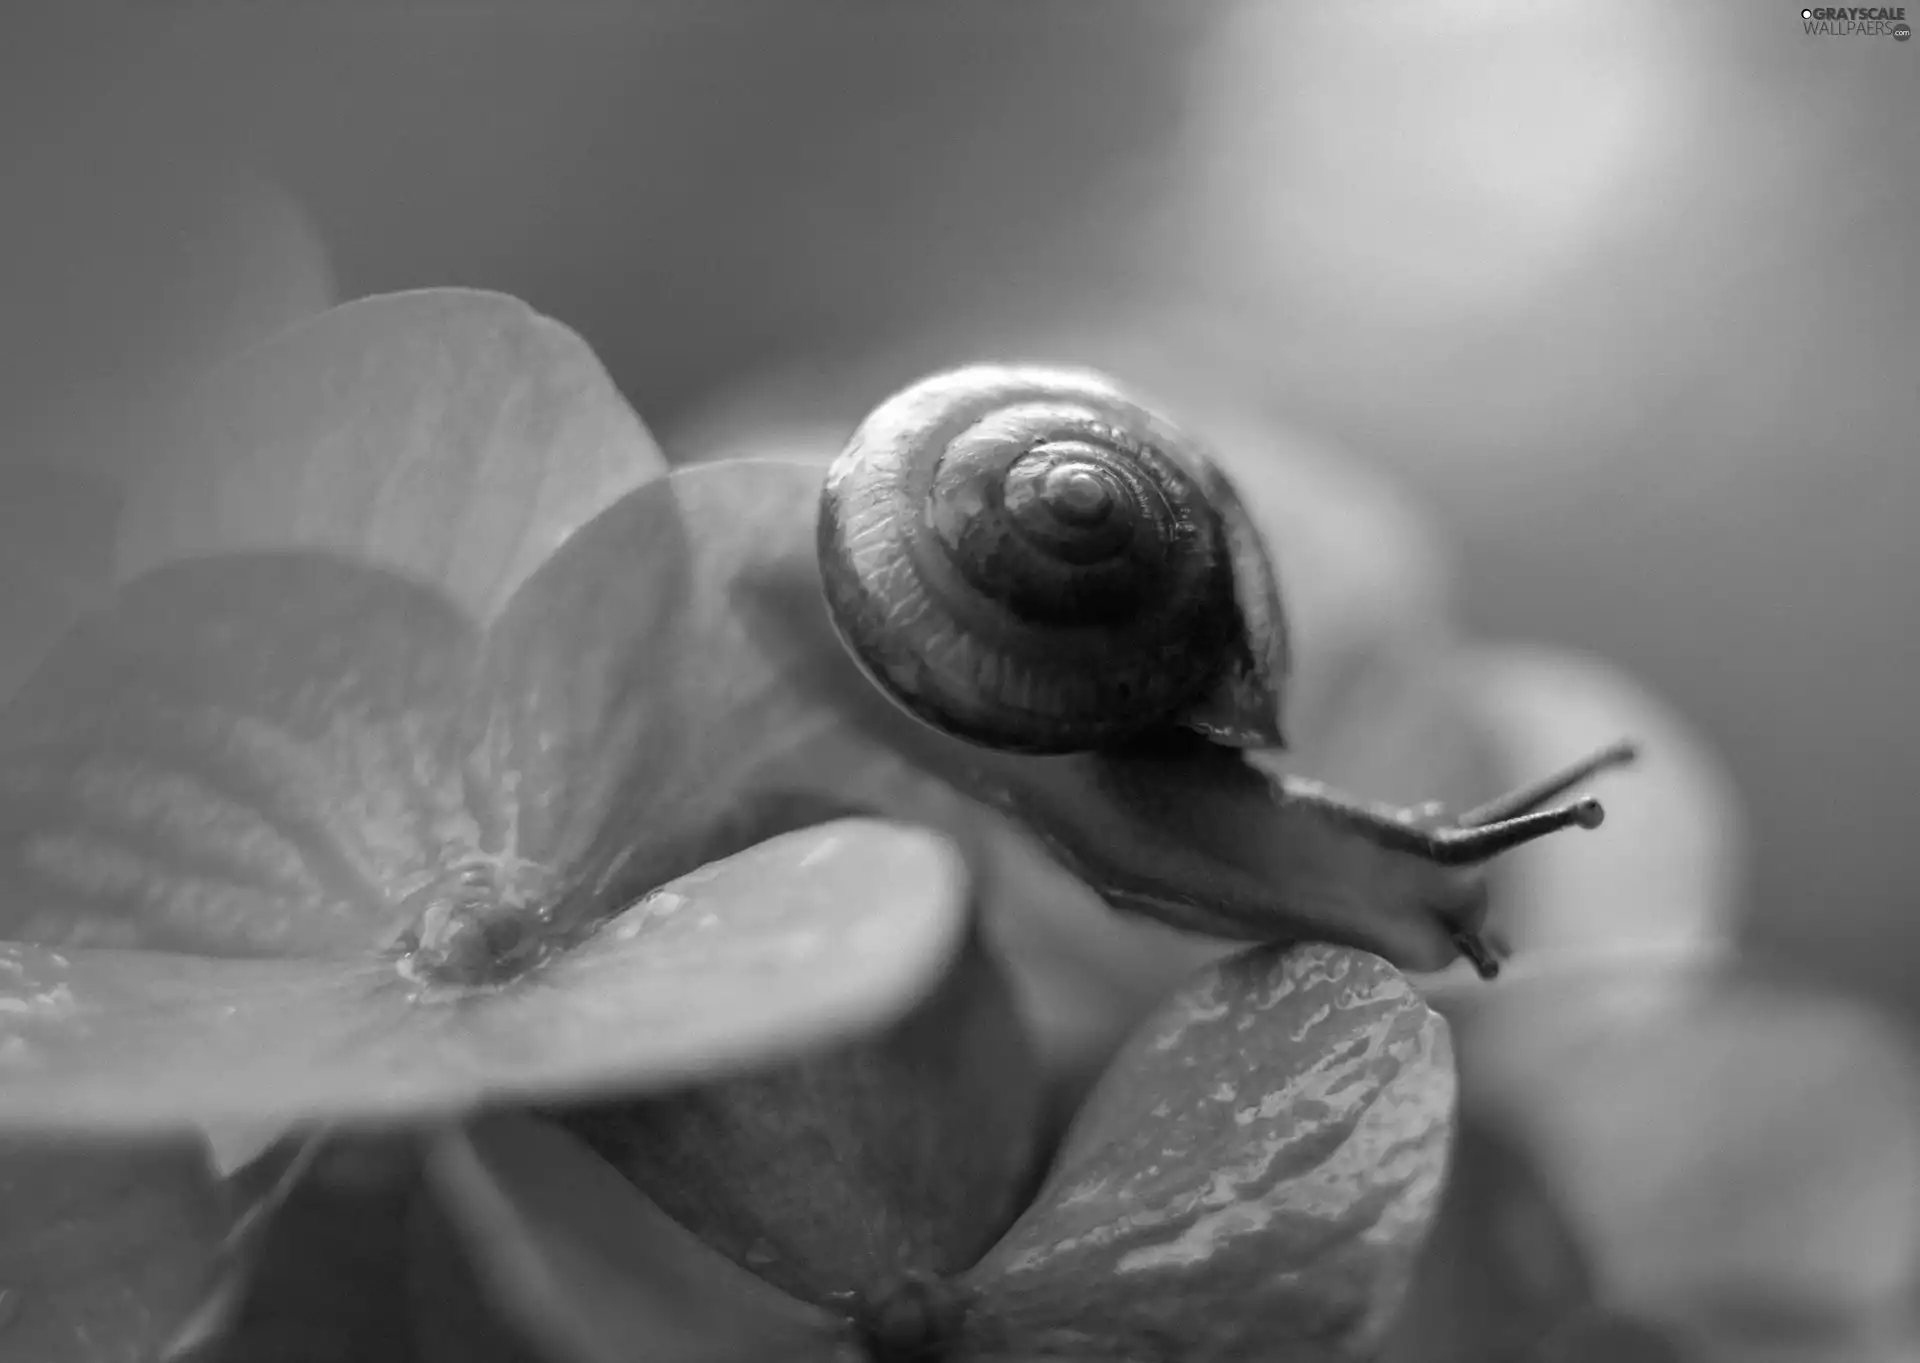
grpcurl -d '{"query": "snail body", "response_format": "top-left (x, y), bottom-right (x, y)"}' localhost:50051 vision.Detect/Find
top-left (817, 366), bottom-right (1289, 755)
top-left (814, 364), bottom-right (1634, 979)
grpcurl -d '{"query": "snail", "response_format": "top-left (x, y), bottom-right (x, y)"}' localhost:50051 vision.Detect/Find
top-left (817, 365), bottom-right (1635, 978)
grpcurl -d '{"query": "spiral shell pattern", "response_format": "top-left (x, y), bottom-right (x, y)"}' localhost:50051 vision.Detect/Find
top-left (818, 366), bottom-right (1283, 754)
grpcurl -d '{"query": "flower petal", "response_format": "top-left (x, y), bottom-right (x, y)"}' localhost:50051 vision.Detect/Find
top-left (0, 551), bottom-right (486, 957)
top-left (415, 1112), bottom-right (859, 1363)
top-left (959, 943), bottom-right (1455, 1363)
top-left (476, 458), bottom-right (984, 933)
top-left (0, 1134), bottom-right (235, 1363)
top-left (1379, 1107), bottom-right (1598, 1363)
top-left (0, 820), bottom-right (968, 1133)
top-left (468, 462), bottom-right (704, 902)
top-left (115, 289), bottom-right (666, 623)
top-left (1454, 966), bottom-right (1920, 1329)
top-left (547, 928), bottom-right (1045, 1310)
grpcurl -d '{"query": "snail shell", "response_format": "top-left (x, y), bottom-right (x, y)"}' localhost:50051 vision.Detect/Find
top-left (817, 365), bottom-right (1291, 755)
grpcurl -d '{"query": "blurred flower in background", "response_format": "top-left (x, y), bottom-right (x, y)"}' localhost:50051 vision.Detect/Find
top-left (2, 1), bottom-right (1917, 1360)
top-left (0, 59), bottom-right (335, 695)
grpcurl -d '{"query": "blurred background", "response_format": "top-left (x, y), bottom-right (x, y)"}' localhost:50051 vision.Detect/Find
top-left (3, 0), bottom-right (1913, 1016)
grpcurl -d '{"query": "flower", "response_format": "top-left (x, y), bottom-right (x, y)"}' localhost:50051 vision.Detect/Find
top-left (0, 290), bottom-right (1463, 1362)
top-left (0, 288), bottom-right (966, 1360)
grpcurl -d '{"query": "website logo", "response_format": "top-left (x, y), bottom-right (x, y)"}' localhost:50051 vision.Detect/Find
top-left (1802, 6), bottom-right (1911, 37)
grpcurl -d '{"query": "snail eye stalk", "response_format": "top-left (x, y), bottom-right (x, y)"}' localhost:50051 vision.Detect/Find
top-left (1459, 739), bottom-right (1640, 828)
top-left (1440, 740), bottom-right (1641, 978)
